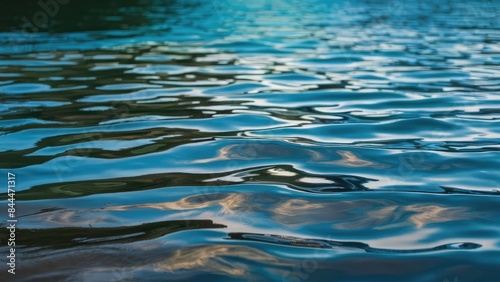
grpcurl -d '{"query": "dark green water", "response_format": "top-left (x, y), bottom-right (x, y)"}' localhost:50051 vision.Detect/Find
top-left (1, 0), bottom-right (500, 281)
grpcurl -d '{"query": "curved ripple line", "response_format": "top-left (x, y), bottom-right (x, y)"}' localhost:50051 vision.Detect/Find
top-left (228, 233), bottom-right (482, 255)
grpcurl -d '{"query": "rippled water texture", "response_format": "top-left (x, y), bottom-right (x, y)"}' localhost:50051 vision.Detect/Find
top-left (1, 0), bottom-right (500, 281)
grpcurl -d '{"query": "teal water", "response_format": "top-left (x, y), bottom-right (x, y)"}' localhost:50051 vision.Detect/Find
top-left (1, 0), bottom-right (500, 281)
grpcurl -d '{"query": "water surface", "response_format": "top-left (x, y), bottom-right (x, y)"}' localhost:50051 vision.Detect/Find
top-left (1, 0), bottom-right (500, 281)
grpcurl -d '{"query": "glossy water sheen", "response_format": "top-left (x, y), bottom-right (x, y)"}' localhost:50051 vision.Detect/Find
top-left (1, 0), bottom-right (500, 281)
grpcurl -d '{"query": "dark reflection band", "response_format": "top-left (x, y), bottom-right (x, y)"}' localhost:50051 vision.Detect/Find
top-left (10, 219), bottom-right (226, 249)
top-left (227, 232), bottom-right (481, 254)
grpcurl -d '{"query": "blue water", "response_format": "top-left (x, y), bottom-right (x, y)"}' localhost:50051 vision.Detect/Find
top-left (1, 0), bottom-right (500, 281)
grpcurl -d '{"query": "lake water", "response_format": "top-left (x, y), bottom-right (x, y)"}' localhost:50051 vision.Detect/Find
top-left (1, 0), bottom-right (500, 281)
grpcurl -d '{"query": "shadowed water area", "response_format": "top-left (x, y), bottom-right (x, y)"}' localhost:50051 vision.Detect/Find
top-left (0, 0), bottom-right (500, 281)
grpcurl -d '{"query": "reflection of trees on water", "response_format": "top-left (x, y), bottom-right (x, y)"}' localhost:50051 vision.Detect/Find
top-left (14, 219), bottom-right (225, 249)
top-left (1, 0), bottom-right (177, 32)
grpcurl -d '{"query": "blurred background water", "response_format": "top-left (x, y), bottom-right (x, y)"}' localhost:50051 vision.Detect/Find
top-left (1, 0), bottom-right (500, 281)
